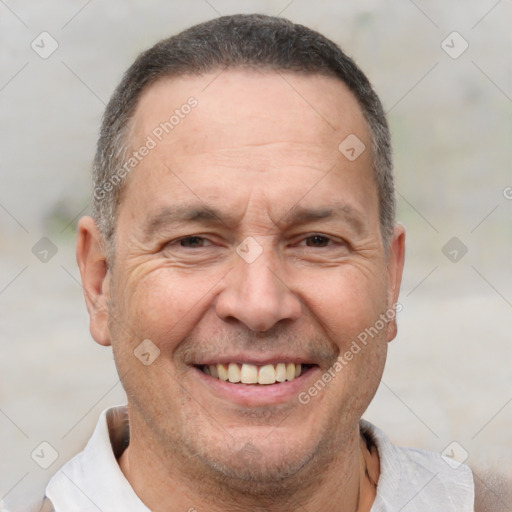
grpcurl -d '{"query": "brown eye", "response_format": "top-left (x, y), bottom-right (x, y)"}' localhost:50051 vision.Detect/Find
top-left (179, 236), bottom-right (209, 248)
top-left (305, 235), bottom-right (331, 247)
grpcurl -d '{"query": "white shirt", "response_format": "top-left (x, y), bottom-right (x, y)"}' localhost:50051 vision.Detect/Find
top-left (45, 406), bottom-right (474, 511)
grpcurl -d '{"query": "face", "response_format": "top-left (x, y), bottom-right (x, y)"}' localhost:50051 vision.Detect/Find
top-left (78, 70), bottom-right (404, 487)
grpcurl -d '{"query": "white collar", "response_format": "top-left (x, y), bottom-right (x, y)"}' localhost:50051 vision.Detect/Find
top-left (46, 406), bottom-right (149, 511)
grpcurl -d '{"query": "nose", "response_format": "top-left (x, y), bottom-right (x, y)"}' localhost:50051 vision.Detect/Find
top-left (215, 248), bottom-right (302, 332)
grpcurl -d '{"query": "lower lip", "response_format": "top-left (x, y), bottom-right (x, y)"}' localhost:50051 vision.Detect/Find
top-left (191, 365), bottom-right (321, 407)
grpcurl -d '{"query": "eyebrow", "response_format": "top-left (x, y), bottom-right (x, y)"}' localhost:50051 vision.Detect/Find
top-left (278, 204), bottom-right (367, 235)
top-left (141, 202), bottom-right (367, 241)
top-left (141, 205), bottom-right (235, 241)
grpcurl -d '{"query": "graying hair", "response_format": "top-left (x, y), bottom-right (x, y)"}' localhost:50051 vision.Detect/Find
top-left (92, 14), bottom-right (395, 255)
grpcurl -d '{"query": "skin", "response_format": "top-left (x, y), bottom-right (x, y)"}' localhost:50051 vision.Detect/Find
top-left (77, 70), bottom-right (405, 511)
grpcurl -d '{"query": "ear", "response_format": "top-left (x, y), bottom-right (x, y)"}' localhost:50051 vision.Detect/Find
top-left (76, 216), bottom-right (112, 346)
top-left (385, 223), bottom-right (406, 342)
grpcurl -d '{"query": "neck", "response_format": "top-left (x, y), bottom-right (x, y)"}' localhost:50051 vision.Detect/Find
top-left (119, 408), bottom-right (378, 512)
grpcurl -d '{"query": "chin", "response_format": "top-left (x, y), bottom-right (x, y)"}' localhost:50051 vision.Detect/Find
top-left (188, 429), bottom-right (321, 496)
top-left (202, 454), bottom-right (314, 497)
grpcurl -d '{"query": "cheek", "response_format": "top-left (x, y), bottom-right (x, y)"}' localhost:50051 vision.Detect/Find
top-left (299, 265), bottom-right (388, 345)
top-left (114, 266), bottom-right (219, 350)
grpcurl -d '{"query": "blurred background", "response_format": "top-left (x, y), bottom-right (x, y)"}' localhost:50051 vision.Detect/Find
top-left (1, 1), bottom-right (510, 510)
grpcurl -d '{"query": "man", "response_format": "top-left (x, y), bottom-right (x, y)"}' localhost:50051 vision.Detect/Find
top-left (44, 14), bottom-right (474, 511)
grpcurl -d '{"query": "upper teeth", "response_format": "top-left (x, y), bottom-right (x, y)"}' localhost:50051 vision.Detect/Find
top-left (203, 363), bottom-right (302, 385)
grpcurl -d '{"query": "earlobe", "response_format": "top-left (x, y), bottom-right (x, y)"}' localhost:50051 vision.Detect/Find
top-left (76, 216), bottom-right (112, 347)
top-left (386, 223), bottom-right (406, 342)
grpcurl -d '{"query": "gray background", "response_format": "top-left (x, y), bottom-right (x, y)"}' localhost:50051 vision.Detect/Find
top-left (1, 1), bottom-right (511, 510)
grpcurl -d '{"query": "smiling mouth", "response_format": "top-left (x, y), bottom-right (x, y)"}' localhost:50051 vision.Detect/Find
top-left (197, 363), bottom-right (316, 385)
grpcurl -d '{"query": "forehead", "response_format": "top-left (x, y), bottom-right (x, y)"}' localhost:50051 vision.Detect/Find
top-left (131, 69), bottom-right (369, 151)
top-left (119, 69), bottom-right (377, 232)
